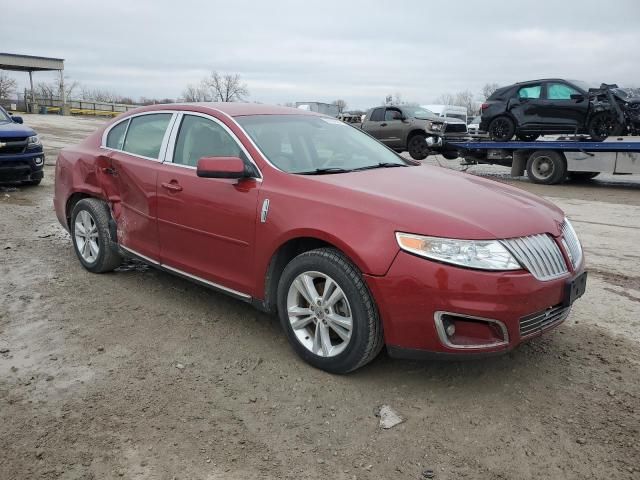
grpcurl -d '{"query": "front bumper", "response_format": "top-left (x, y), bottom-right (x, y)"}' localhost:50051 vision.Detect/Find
top-left (365, 250), bottom-right (585, 358)
top-left (0, 150), bottom-right (45, 182)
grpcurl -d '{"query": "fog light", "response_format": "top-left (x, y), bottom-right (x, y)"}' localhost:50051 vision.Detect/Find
top-left (34, 157), bottom-right (44, 166)
top-left (445, 323), bottom-right (456, 337)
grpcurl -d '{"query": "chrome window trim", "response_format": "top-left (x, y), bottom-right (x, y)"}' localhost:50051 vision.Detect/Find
top-left (434, 311), bottom-right (510, 350)
top-left (120, 245), bottom-right (251, 299)
top-left (100, 110), bottom-right (179, 163)
top-left (164, 111), bottom-right (262, 180)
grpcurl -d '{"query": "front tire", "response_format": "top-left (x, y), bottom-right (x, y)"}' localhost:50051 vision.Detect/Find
top-left (70, 198), bottom-right (122, 273)
top-left (407, 134), bottom-right (428, 160)
top-left (526, 150), bottom-right (567, 185)
top-left (488, 116), bottom-right (515, 141)
top-left (588, 112), bottom-right (624, 141)
top-left (277, 248), bottom-right (383, 374)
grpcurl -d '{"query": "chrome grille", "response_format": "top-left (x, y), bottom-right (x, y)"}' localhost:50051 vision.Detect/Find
top-left (561, 221), bottom-right (582, 268)
top-left (520, 305), bottom-right (570, 337)
top-left (501, 234), bottom-right (568, 281)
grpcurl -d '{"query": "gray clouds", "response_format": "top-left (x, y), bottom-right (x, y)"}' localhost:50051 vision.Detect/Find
top-left (3, 0), bottom-right (640, 109)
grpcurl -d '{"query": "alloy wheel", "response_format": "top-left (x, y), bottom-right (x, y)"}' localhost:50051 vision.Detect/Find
top-left (74, 210), bottom-right (100, 263)
top-left (286, 271), bottom-right (353, 357)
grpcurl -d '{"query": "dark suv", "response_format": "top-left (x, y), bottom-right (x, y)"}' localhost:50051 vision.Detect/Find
top-left (480, 79), bottom-right (622, 142)
top-left (361, 105), bottom-right (467, 160)
top-left (0, 107), bottom-right (45, 185)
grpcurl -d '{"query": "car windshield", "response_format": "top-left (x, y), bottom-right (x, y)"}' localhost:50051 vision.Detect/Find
top-left (0, 108), bottom-right (11, 123)
top-left (400, 106), bottom-right (435, 119)
top-left (235, 114), bottom-right (410, 174)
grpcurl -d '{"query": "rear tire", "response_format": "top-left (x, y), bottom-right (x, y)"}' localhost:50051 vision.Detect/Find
top-left (70, 198), bottom-right (122, 273)
top-left (407, 134), bottom-right (428, 160)
top-left (441, 151), bottom-right (459, 160)
top-left (488, 116), bottom-right (515, 141)
top-left (277, 248), bottom-right (384, 374)
top-left (526, 150), bottom-right (567, 185)
top-left (588, 112), bottom-right (624, 141)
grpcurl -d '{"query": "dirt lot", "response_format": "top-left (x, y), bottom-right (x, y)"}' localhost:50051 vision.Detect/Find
top-left (1, 114), bottom-right (639, 479)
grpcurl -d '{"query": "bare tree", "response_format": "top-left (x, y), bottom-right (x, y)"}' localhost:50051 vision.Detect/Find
top-left (0, 72), bottom-right (17, 99)
top-left (481, 82), bottom-right (500, 100)
top-left (332, 99), bottom-right (347, 113)
top-left (182, 82), bottom-right (212, 102)
top-left (433, 92), bottom-right (455, 105)
top-left (34, 72), bottom-right (79, 101)
top-left (454, 90), bottom-right (479, 116)
top-left (205, 71), bottom-right (249, 102)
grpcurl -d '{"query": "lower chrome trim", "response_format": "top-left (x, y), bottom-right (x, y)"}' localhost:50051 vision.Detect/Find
top-left (119, 245), bottom-right (251, 300)
top-left (434, 311), bottom-right (510, 349)
top-left (120, 245), bottom-right (160, 265)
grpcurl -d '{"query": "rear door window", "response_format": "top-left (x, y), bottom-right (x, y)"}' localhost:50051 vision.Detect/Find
top-left (369, 108), bottom-right (384, 122)
top-left (122, 113), bottom-right (172, 159)
top-left (106, 120), bottom-right (129, 150)
top-left (517, 85), bottom-right (542, 99)
top-left (547, 83), bottom-right (580, 100)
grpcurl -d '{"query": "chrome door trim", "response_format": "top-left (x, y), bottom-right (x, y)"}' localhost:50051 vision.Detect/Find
top-left (119, 245), bottom-right (251, 300)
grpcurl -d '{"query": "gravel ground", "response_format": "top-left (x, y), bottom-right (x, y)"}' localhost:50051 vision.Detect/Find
top-left (1, 114), bottom-right (639, 479)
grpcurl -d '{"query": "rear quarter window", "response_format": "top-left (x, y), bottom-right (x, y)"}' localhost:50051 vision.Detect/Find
top-left (105, 120), bottom-right (129, 150)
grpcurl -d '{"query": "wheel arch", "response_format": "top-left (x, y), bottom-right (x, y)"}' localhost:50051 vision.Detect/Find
top-left (259, 233), bottom-right (369, 315)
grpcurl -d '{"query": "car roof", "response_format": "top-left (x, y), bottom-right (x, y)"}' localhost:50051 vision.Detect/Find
top-left (121, 102), bottom-right (325, 118)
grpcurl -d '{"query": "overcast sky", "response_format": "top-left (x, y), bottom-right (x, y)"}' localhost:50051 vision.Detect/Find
top-left (4, 0), bottom-right (640, 110)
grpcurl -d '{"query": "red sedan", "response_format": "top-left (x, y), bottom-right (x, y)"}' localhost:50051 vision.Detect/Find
top-left (54, 103), bottom-right (587, 373)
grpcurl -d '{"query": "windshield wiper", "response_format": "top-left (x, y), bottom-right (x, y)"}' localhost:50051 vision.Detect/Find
top-left (351, 162), bottom-right (407, 171)
top-left (297, 167), bottom-right (353, 175)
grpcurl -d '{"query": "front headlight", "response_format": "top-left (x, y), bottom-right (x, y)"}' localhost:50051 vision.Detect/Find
top-left (27, 135), bottom-right (42, 147)
top-left (426, 121), bottom-right (443, 132)
top-left (396, 232), bottom-right (522, 271)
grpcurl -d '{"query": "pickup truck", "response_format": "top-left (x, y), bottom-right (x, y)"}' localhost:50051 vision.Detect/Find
top-left (0, 107), bottom-right (44, 185)
top-left (360, 105), bottom-right (467, 160)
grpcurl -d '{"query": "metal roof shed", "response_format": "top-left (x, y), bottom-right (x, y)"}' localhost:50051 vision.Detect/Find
top-left (0, 53), bottom-right (65, 112)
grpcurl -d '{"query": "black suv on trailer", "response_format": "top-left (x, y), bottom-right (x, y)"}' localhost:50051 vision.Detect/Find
top-left (0, 107), bottom-right (45, 185)
top-left (480, 79), bottom-right (623, 142)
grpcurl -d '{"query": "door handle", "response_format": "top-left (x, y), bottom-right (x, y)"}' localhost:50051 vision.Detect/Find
top-left (161, 181), bottom-right (183, 192)
top-left (380, 122), bottom-right (387, 127)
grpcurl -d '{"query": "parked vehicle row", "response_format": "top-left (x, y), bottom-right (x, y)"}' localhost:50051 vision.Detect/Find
top-left (54, 102), bottom-right (586, 373)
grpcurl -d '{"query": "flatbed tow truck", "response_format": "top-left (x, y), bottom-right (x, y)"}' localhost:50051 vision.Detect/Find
top-left (446, 136), bottom-right (640, 184)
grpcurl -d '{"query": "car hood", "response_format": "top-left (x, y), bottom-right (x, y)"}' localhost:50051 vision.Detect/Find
top-left (0, 121), bottom-right (36, 138)
top-left (303, 165), bottom-right (565, 240)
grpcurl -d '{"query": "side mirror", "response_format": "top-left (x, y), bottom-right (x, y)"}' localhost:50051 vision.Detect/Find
top-left (570, 93), bottom-right (585, 102)
top-left (196, 156), bottom-right (246, 179)
top-left (11, 115), bottom-right (23, 124)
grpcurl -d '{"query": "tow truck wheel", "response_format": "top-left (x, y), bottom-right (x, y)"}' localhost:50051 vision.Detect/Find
top-left (526, 150), bottom-right (567, 185)
top-left (407, 134), bottom-right (428, 160)
top-left (441, 151), bottom-right (459, 160)
top-left (488, 116), bottom-right (515, 141)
